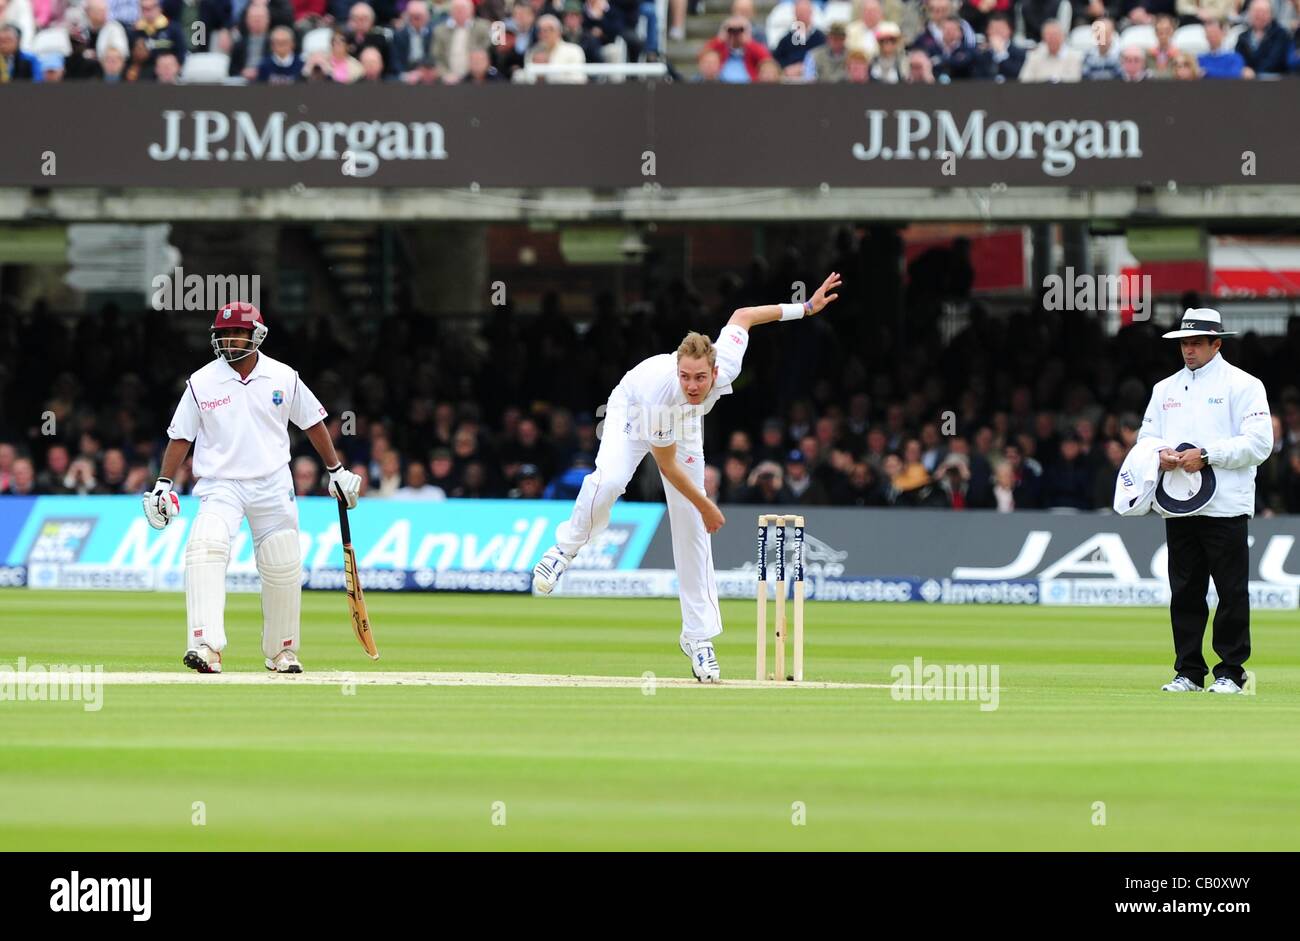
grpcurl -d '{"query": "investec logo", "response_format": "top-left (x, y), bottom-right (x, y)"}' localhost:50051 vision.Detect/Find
top-left (852, 109), bottom-right (1142, 177)
top-left (148, 110), bottom-right (448, 178)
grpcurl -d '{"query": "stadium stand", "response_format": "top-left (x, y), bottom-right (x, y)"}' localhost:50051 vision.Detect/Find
top-left (1, 0), bottom-right (1297, 83)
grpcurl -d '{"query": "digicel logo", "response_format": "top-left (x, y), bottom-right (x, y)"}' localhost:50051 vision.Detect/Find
top-left (200, 395), bottom-right (233, 411)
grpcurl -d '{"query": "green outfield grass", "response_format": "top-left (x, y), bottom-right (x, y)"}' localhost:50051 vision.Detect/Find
top-left (1, 588), bottom-right (1297, 851)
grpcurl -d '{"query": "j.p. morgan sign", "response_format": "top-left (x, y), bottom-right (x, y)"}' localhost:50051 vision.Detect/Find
top-left (4, 83), bottom-right (1297, 188)
top-left (148, 110), bottom-right (447, 178)
top-left (852, 109), bottom-right (1140, 178)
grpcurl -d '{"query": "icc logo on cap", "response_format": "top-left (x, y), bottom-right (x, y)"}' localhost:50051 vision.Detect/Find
top-left (222, 309), bottom-right (232, 319)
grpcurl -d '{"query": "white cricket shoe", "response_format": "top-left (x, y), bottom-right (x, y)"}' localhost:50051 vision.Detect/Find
top-left (680, 636), bottom-right (720, 683)
top-left (531, 545), bottom-right (574, 595)
top-left (1208, 677), bottom-right (1243, 694)
top-left (265, 649), bottom-right (303, 674)
top-left (182, 645), bottom-right (222, 675)
top-left (1161, 675), bottom-right (1203, 692)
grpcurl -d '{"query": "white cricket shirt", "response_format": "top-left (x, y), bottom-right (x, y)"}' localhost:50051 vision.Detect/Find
top-left (167, 352), bottom-right (327, 480)
top-left (608, 324), bottom-right (749, 449)
top-left (1136, 352), bottom-right (1272, 517)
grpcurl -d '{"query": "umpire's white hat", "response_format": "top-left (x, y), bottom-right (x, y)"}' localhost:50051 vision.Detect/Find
top-left (1162, 307), bottom-right (1238, 339)
top-left (1156, 443), bottom-right (1217, 516)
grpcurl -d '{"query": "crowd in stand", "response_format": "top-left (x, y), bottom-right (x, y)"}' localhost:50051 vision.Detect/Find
top-left (0, 0), bottom-right (667, 83)
top-left (698, 0), bottom-right (1300, 82)
top-left (4, 238), bottom-right (1300, 514)
top-left (4, 0), bottom-right (1298, 83)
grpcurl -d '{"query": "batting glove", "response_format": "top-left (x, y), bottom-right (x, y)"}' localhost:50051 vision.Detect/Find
top-left (327, 463), bottom-right (362, 509)
top-left (142, 478), bottom-right (181, 530)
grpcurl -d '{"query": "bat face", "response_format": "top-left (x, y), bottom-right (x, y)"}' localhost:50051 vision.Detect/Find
top-left (342, 543), bottom-right (379, 660)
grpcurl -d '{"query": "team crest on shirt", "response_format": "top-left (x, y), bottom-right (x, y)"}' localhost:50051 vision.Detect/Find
top-left (272, 389), bottom-right (284, 405)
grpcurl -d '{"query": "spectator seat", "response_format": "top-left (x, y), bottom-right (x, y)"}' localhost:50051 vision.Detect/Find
top-left (31, 27), bottom-right (72, 57)
top-left (1067, 23), bottom-right (1095, 52)
top-left (1173, 23), bottom-right (1208, 55)
top-left (1117, 24), bottom-right (1156, 51)
top-left (823, 1), bottom-right (853, 28)
top-left (181, 52), bottom-right (233, 83)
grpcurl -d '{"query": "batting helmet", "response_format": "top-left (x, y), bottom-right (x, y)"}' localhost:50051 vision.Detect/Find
top-left (211, 302), bottom-right (269, 363)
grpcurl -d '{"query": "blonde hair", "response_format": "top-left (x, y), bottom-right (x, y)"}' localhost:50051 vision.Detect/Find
top-left (676, 332), bottom-right (717, 366)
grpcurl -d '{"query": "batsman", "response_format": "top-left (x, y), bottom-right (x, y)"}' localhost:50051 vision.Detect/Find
top-left (142, 302), bottom-right (363, 675)
top-left (532, 273), bottom-right (842, 681)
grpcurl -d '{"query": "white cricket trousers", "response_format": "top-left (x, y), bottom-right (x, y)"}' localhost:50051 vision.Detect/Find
top-left (192, 464), bottom-right (299, 547)
top-left (186, 465), bottom-right (301, 656)
top-left (555, 405), bottom-right (722, 641)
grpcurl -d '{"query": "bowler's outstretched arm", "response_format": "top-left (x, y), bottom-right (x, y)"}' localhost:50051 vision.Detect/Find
top-left (727, 271), bottom-right (842, 331)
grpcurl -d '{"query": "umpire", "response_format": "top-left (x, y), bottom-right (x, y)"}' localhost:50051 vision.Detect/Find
top-left (1138, 309), bottom-right (1273, 694)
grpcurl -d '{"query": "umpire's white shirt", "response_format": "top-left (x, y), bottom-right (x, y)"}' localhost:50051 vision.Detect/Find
top-left (1136, 352), bottom-right (1272, 517)
top-left (167, 353), bottom-right (327, 479)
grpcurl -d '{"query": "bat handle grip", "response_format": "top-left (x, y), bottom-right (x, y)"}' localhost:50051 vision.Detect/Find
top-left (336, 495), bottom-right (351, 543)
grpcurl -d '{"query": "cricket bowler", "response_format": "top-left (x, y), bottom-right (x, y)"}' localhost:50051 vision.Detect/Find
top-left (532, 272), bottom-right (842, 681)
top-left (142, 302), bottom-right (363, 675)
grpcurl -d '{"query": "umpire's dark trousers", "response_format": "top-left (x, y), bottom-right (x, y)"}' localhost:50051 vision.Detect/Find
top-left (1165, 514), bottom-right (1251, 686)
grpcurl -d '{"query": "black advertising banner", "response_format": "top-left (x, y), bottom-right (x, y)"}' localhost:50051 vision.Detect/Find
top-left (1, 82), bottom-right (1297, 188)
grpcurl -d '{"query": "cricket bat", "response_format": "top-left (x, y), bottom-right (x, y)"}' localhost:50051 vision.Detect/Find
top-left (337, 497), bottom-right (379, 660)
